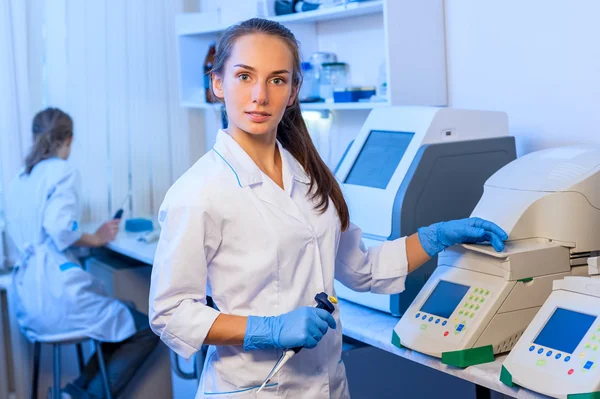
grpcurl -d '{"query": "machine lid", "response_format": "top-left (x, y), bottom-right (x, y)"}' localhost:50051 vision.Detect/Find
top-left (485, 145), bottom-right (600, 192)
top-left (462, 238), bottom-right (564, 259)
top-left (554, 276), bottom-right (600, 298)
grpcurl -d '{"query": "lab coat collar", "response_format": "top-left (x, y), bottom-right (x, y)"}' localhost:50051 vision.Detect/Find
top-left (277, 141), bottom-right (311, 186)
top-left (213, 130), bottom-right (310, 188)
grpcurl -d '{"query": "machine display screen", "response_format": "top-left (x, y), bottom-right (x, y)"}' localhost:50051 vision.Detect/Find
top-left (533, 308), bottom-right (597, 354)
top-left (344, 130), bottom-right (415, 189)
top-left (419, 280), bottom-right (470, 319)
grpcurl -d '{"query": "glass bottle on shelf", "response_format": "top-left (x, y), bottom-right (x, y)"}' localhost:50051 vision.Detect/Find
top-left (204, 43), bottom-right (217, 103)
top-left (320, 62), bottom-right (348, 103)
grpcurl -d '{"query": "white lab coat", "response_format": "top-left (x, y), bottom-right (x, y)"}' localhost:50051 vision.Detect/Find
top-left (150, 130), bottom-right (409, 398)
top-left (5, 158), bottom-right (136, 343)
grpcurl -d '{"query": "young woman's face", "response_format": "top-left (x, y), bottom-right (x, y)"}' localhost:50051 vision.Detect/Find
top-left (213, 33), bottom-right (297, 138)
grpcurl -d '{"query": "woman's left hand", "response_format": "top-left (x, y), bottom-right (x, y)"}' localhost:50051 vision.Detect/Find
top-left (418, 217), bottom-right (508, 257)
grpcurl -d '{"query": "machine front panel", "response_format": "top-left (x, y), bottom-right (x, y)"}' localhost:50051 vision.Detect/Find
top-left (394, 266), bottom-right (510, 357)
top-left (504, 290), bottom-right (600, 398)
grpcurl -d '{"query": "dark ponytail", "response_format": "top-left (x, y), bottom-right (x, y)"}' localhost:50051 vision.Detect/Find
top-left (210, 18), bottom-right (350, 231)
top-left (24, 108), bottom-right (73, 174)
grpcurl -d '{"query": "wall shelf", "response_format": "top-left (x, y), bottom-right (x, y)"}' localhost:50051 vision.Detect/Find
top-left (177, 0), bottom-right (447, 154)
top-left (177, 1), bottom-right (383, 36)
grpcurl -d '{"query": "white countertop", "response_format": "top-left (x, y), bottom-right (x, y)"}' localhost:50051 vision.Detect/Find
top-left (83, 222), bottom-right (158, 265)
top-left (77, 222), bottom-right (547, 398)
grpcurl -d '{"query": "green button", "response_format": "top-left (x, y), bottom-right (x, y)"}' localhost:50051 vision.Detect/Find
top-left (470, 313), bottom-right (475, 319)
top-left (593, 334), bottom-right (597, 340)
top-left (586, 343), bottom-right (592, 349)
top-left (459, 310), bottom-right (464, 315)
top-left (469, 295), bottom-right (474, 300)
top-left (474, 288), bottom-right (479, 294)
top-left (536, 359), bottom-right (546, 367)
top-left (470, 304), bottom-right (474, 309)
top-left (480, 298), bottom-right (485, 303)
top-left (420, 324), bottom-right (428, 330)
top-left (464, 311), bottom-right (469, 317)
top-left (485, 290), bottom-right (490, 296)
top-left (464, 303), bottom-right (469, 308)
top-left (475, 305), bottom-right (480, 311)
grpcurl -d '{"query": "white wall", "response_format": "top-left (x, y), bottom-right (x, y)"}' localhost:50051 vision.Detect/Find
top-left (445, 0), bottom-right (600, 155)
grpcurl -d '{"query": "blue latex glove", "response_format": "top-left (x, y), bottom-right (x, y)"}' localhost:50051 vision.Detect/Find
top-left (417, 217), bottom-right (508, 257)
top-left (244, 307), bottom-right (337, 351)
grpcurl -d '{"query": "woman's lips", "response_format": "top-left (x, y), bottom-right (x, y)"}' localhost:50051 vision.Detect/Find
top-left (246, 111), bottom-right (271, 123)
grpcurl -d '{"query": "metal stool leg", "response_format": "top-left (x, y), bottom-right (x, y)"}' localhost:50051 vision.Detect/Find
top-left (94, 340), bottom-right (112, 399)
top-left (31, 341), bottom-right (41, 399)
top-left (53, 344), bottom-right (61, 399)
top-left (76, 343), bottom-right (85, 373)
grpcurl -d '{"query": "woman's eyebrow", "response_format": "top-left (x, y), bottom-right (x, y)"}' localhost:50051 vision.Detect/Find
top-left (233, 64), bottom-right (290, 75)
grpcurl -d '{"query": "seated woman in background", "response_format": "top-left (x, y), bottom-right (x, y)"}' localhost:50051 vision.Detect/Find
top-left (5, 108), bottom-right (158, 399)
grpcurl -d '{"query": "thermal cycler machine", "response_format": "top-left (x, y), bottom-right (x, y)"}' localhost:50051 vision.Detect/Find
top-left (333, 106), bottom-right (516, 316)
top-left (501, 257), bottom-right (600, 399)
top-left (393, 146), bottom-right (600, 367)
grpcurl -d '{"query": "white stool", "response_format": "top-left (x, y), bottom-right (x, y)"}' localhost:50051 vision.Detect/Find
top-left (32, 337), bottom-right (112, 399)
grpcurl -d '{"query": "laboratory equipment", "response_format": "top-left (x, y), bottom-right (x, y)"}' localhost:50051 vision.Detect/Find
top-left (501, 270), bottom-right (600, 398)
top-left (393, 146), bottom-right (600, 367)
top-left (113, 191), bottom-right (130, 219)
top-left (333, 86), bottom-right (376, 103)
top-left (299, 62), bottom-right (320, 102)
top-left (309, 51), bottom-right (337, 91)
top-left (334, 106), bottom-right (516, 316)
top-left (125, 218), bottom-right (153, 233)
top-left (257, 293), bottom-right (337, 394)
top-left (137, 229), bottom-right (160, 244)
top-left (320, 62), bottom-right (348, 102)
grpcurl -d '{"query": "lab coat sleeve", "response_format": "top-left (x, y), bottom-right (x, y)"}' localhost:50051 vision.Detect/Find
top-left (149, 196), bottom-right (221, 359)
top-left (42, 168), bottom-right (83, 252)
top-left (335, 223), bottom-right (408, 294)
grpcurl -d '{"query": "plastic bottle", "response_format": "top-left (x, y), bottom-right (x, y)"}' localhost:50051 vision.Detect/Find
top-left (299, 62), bottom-right (320, 102)
top-left (204, 43), bottom-right (217, 103)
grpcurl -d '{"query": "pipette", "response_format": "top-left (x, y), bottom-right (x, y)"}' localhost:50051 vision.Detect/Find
top-left (113, 190), bottom-right (131, 219)
top-left (256, 292), bottom-right (337, 395)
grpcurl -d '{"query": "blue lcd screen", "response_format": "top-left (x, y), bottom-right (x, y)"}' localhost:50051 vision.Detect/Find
top-left (344, 130), bottom-right (415, 189)
top-left (533, 308), bottom-right (596, 354)
top-left (419, 280), bottom-right (470, 319)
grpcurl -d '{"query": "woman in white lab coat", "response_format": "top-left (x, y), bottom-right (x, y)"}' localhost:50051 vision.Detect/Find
top-left (149, 18), bottom-right (507, 399)
top-left (6, 108), bottom-right (158, 399)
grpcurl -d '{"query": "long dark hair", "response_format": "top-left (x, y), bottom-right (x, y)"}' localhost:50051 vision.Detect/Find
top-left (210, 18), bottom-right (350, 231)
top-left (24, 108), bottom-right (73, 174)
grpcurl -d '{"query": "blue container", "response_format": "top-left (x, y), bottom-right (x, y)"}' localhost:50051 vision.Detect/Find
top-left (125, 218), bottom-right (154, 232)
top-left (333, 86), bottom-right (376, 103)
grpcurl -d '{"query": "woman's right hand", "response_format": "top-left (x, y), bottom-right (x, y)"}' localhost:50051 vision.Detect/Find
top-left (94, 219), bottom-right (120, 246)
top-left (243, 306), bottom-right (336, 351)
